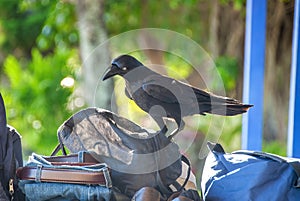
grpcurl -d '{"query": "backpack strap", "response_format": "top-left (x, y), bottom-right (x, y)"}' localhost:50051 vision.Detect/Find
top-left (152, 135), bottom-right (173, 197)
top-left (178, 155), bottom-right (191, 191)
top-left (155, 154), bottom-right (192, 197)
top-left (8, 126), bottom-right (23, 168)
top-left (151, 136), bottom-right (189, 198)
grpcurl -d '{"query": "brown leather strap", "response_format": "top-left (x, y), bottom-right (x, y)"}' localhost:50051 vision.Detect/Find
top-left (16, 153), bottom-right (112, 187)
top-left (16, 166), bottom-right (110, 186)
top-left (44, 152), bottom-right (98, 164)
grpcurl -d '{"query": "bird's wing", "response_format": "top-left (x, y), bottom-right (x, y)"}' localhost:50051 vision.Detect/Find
top-left (142, 75), bottom-right (198, 104)
top-left (142, 74), bottom-right (252, 116)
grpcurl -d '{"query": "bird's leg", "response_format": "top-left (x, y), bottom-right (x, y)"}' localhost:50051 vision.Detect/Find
top-left (160, 124), bottom-right (168, 134)
top-left (152, 117), bottom-right (168, 135)
top-left (156, 123), bottom-right (168, 135)
top-left (168, 120), bottom-right (185, 139)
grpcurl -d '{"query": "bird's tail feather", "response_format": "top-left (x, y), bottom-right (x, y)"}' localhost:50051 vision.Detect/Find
top-left (193, 88), bottom-right (252, 116)
top-left (198, 94), bottom-right (253, 116)
top-left (209, 103), bottom-right (252, 116)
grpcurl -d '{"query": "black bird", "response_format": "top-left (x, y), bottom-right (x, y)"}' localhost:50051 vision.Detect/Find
top-left (103, 55), bottom-right (252, 138)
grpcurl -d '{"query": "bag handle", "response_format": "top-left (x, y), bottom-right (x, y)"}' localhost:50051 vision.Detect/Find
top-left (51, 130), bottom-right (67, 156)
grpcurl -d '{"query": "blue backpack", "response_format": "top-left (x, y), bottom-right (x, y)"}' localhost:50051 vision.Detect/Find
top-left (201, 142), bottom-right (300, 201)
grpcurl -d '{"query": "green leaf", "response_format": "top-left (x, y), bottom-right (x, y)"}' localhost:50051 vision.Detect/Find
top-left (4, 55), bottom-right (22, 88)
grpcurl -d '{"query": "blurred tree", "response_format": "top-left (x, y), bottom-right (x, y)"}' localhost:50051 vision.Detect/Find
top-left (264, 0), bottom-right (293, 148)
top-left (75, 0), bottom-right (114, 108)
top-left (206, 0), bottom-right (294, 154)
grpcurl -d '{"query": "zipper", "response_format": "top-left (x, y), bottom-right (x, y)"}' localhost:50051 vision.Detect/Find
top-left (9, 179), bottom-right (14, 200)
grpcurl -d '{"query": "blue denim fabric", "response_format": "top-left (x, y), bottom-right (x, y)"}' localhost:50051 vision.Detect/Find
top-left (27, 152), bottom-right (110, 173)
top-left (18, 152), bottom-right (112, 201)
top-left (19, 181), bottom-right (111, 201)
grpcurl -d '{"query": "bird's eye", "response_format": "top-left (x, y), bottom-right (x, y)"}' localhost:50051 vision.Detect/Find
top-left (122, 67), bottom-right (127, 71)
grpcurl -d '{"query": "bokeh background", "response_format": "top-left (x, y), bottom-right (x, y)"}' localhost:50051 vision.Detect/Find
top-left (0, 0), bottom-right (294, 180)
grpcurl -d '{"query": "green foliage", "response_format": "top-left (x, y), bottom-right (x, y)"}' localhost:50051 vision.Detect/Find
top-left (3, 48), bottom-right (79, 155)
top-left (0, 0), bottom-right (79, 157)
top-left (220, 0), bottom-right (246, 10)
top-left (215, 56), bottom-right (239, 93)
top-left (218, 116), bottom-right (243, 152)
top-left (0, 0), bottom-right (77, 56)
top-left (164, 53), bottom-right (193, 80)
top-left (0, 0), bottom-right (53, 53)
top-left (104, 0), bottom-right (202, 43)
top-left (263, 141), bottom-right (287, 156)
top-left (36, 1), bottom-right (78, 51)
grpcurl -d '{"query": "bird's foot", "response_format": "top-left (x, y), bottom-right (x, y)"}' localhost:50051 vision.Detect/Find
top-left (167, 129), bottom-right (179, 140)
top-left (161, 125), bottom-right (168, 133)
top-left (167, 121), bottom-right (185, 139)
top-left (156, 125), bottom-right (168, 135)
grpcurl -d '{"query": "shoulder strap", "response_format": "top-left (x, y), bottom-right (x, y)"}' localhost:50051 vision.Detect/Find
top-left (155, 154), bottom-right (192, 199)
top-left (178, 155), bottom-right (191, 191)
top-left (8, 126), bottom-right (23, 168)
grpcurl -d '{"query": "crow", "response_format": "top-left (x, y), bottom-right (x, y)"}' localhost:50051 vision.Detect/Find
top-left (103, 55), bottom-right (252, 138)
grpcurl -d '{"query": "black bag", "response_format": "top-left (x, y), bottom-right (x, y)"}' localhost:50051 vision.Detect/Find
top-left (0, 93), bottom-right (24, 201)
top-left (51, 108), bottom-right (186, 200)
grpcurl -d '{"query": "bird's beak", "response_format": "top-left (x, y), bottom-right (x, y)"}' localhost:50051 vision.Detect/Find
top-left (102, 65), bottom-right (118, 81)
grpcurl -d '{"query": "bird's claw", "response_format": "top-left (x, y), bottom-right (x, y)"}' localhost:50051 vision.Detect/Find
top-left (161, 125), bottom-right (168, 133)
top-left (167, 129), bottom-right (179, 140)
top-left (156, 125), bottom-right (168, 135)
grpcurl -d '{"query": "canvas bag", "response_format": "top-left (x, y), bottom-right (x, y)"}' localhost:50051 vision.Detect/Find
top-left (52, 107), bottom-right (185, 199)
top-left (201, 142), bottom-right (300, 201)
